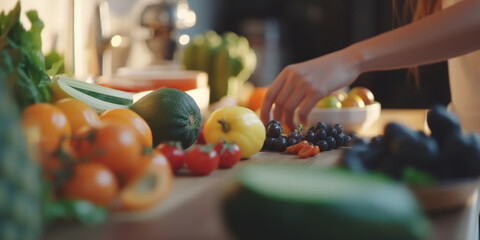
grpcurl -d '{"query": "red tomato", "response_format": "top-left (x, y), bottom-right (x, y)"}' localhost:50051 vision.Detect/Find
top-left (185, 145), bottom-right (219, 176)
top-left (155, 141), bottom-right (186, 173)
top-left (214, 141), bottom-right (241, 169)
top-left (196, 125), bottom-right (206, 144)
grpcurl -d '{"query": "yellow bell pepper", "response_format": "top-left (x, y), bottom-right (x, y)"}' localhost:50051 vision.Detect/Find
top-left (204, 106), bottom-right (266, 158)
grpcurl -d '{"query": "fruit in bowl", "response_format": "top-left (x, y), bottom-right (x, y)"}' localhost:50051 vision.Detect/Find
top-left (341, 105), bottom-right (480, 212)
top-left (348, 86), bottom-right (375, 105)
top-left (316, 95), bottom-right (342, 109)
top-left (316, 87), bottom-right (375, 110)
top-left (341, 95), bottom-right (365, 108)
top-left (309, 87), bottom-right (380, 133)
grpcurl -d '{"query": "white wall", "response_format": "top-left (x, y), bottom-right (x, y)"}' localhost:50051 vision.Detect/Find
top-left (0, 0), bottom-right (217, 75)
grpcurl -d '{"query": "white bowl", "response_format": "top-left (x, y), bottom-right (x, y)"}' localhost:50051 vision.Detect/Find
top-left (409, 178), bottom-right (480, 212)
top-left (303, 102), bottom-right (381, 133)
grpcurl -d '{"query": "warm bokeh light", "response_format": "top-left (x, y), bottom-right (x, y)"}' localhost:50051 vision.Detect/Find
top-left (179, 34), bottom-right (190, 45)
top-left (176, 1), bottom-right (196, 29)
top-left (110, 35), bottom-right (122, 48)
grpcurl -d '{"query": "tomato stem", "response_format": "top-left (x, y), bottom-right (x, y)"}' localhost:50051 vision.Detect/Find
top-left (218, 119), bottom-right (230, 133)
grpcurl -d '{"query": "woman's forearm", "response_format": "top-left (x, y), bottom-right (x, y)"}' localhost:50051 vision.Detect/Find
top-left (348, 0), bottom-right (480, 73)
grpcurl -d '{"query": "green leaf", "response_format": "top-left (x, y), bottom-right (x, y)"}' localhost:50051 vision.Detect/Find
top-left (0, 2), bottom-right (51, 109)
top-left (0, 2), bottom-right (20, 48)
top-left (402, 166), bottom-right (438, 186)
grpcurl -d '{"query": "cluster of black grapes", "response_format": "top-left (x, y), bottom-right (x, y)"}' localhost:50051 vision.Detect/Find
top-left (263, 120), bottom-right (359, 152)
top-left (342, 105), bottom-right (480, 181)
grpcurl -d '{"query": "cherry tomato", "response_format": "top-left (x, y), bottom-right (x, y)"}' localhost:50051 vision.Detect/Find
top-left (214, 141), bottom-right (240, 169)
top-left (298, 144), bottom-right (315, 158)
top-left (155, 141), bottom-right (186, 173)
top-left (72, 121), bottom-right (143, 178)
top-left (185, 145), bottom-right (219, 176)
top-left (196, 125), bottom-right (206, 144)
top-left (120, 152), bottom-right (173, 211)
top-left (286, 140), bottom-right (310, 154)
top-left (100, 108), bottom-right (153, 147)
top-left (61, 162), bottom-right (119, 207)
top-left (55, 98), bottom-right (101, 134)
top-left (21, 103), bottom-right (71, 154)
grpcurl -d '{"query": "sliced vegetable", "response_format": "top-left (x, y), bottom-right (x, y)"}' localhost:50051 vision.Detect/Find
top-left (51, 75), bottom-right (133, 113)
top-left (298, 144), bottom-right (315, 158)
top-left (286, 140), bottom-right (309, 154)
top-left (120, 152), bottom-right (173, 211)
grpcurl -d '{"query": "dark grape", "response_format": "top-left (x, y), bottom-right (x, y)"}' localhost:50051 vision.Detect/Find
top-left (349, 133), bottom-right (361, 144)
top-left (263, 137), bottom-right (276, 151)
top-left (316, 139), bottom-right (329, 152)
top-left (287, 138), bottom-right (299, 147)
top-left (343, 134), bottom-right (353, 147)
top-left (315, 121), bottom-right (328, 130)
top-left (307, 126), bottom-right (316, 133)
top-left (370, 135), bottom-right (383, 147)
top-left (304, 130), bottom-right (316, 143)
top-left (266, 120), bottom-right (281, 128)
top-left (334, 124), bottom-right (344, 134)
top-left (274, 136), bottom-right (288, 152)
top-left (326, 127), bottom-right (338, 137)
top-left (288, 131), bottom-right (303, 141)
top-left (335, 133), bottom-right (345, 148)
top-left (315, 128), bottom-right (327, 140)
top-left (325, 136), bottom-right (337, 150)
top-left (266, 124), bottom-right (282, 138)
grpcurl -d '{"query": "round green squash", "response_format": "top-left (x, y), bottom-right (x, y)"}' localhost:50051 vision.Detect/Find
top-left (130, 88), bottom-right (201, 149)
top-left (223, 165), bottom-right (431, 240)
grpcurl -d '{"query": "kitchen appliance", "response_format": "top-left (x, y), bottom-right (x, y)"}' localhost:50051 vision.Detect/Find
top-left (140, 0), bottom-right (196, 64)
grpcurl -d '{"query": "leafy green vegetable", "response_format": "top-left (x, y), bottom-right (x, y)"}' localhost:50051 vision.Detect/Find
top-left (402, 167), bottom-right (438, 186)
top-left (42, 183), bottom-right (108, 226)
top-left (44, 199), bottom-right (108, 226)
top-left (45, 49), bottom-right (65, 75)
top-left (0, 2), bottom-right (52, 109)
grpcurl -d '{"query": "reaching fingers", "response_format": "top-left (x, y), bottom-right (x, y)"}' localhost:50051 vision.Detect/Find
top-left (281, 83), bottom-right (310, 130)
top-left (297, 90), bottom-right (324, 126)
top-left (260, 70), bottom-right (289, 124)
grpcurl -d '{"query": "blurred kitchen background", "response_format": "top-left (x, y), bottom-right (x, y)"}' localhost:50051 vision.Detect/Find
top-left (0, 0), bottom-right (450, 108)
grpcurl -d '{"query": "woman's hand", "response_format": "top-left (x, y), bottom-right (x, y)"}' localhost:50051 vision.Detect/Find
top-left (260, 48), bottom-right (361, 130)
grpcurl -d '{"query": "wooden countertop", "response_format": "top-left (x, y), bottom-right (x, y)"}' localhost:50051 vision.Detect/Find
top-left (42, 109), bottom-right (479, 240)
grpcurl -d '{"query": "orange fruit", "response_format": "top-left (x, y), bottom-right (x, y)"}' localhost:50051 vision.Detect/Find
top-left (72, 121), bottom-right (144, 179)
top-left (55, 98), bottom-right (101, 134)
top-left (61, 162), bottom-right (119, 207)
top-left (21, 103), bottom-right (71, 154)
top-left (342, 95), bottom-right (365, 108)
top-left (248, 87), bottom-right (268, 112)
top-left (348, 87), bottom-right (375, 105)
top-left (100, 108), bottom-right (153, 147)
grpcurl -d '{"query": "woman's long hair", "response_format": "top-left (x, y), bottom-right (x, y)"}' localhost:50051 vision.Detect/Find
top-left (393, 0), bottom-right (442, 86)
